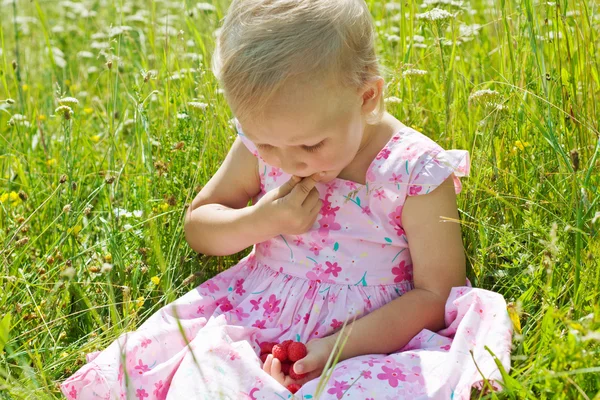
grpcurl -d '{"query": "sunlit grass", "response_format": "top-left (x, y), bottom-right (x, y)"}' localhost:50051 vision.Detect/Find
top-left (0, 0), bottom-right (599, 398)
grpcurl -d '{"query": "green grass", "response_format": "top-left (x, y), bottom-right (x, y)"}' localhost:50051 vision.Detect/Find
top-left (0, 0), bottom-right (599, 398)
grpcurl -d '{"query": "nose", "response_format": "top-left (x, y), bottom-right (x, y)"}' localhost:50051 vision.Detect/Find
top-left (280, 151), bottom-right (308, 176)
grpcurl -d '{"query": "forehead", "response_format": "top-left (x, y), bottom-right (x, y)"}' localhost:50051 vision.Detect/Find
top-left (240, 81), bottom-right (356, 145)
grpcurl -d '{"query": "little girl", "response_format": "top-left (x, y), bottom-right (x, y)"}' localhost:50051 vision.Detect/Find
top-left (61, 0), bottom-right (513, 399)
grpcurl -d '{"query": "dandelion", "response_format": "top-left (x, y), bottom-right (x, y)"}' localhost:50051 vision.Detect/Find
top-left (416, 8), bottom-right (456, 22)
top-left (151, 276), bottom-right (160, 285)
top-left (67, 225), bottom-right (82, 235)
top-left (468, 89), bottom-right (500, 105)
top-left (58, 97), bottom-right (79, 107)
top-left (402, 69), bottom-right (428, 77)
top-left (55, 105), bottom-right (74, 120)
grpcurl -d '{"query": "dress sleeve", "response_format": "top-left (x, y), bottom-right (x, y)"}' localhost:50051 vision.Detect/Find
top-left (233, 118), bottom-right (260, 158)
top-left (407, 148), bottom-right (470, 196)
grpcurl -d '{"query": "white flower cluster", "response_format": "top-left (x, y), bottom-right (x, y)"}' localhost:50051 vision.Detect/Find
top-left (416, 7), bottom-right (456, 22)
top-left (468, 89), bottom-right (500, 104)
top-left (402, 69), bottom-right (428, 77)
top-left (8, 114), bottom-right (31, 128)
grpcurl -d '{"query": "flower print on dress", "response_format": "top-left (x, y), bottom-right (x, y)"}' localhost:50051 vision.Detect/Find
top-left (268, 167), bottom-right (283, 179)
top-left (320, 193), bottom-right (340, 217)
top-left (234, 279), bottom-right (246, 296)
top-left (388, 205), bottom-right (406, 236)
top-left (317, 214), bottom-right (342, 236)
top-left (216, 297), bottom-right (233, 312)
top-left (377, 365), bottom-right (406, 388)
top-left (392, 260), bottom-right (413, 283)
top-left (376, 147), bottom-right (391, 160)
top-left (307, 241), bottom-right (323, 256)
top-left (200, 280), bottom-right (219, 294)
top-left (262, 294), bottom-right (281, 316)
top-left (327, 379), bottom-right (350, 399)
top-left (324, 261), bottom-right (342, 277)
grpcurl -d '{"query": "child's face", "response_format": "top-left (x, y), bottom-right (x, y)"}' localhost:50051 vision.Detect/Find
top-left (238, 81), bottom-right (370, 183)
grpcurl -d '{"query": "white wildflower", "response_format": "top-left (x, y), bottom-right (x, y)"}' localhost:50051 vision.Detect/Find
top-left (402, 69), bottom-right (428, 77)
top-left (133, 210), bottom-right (143, 218)
top-left (59, 97), bottom-right (79, 107)
top-left (412, 34), bottom-right (425, 43)
top-left (468, 89), bottom-right (500, 104)
top-left (113, 207), bottom-right (133, 218)
top-left (101, 263), bottom-right (113, 273)
top-left (8, 114), bottom-right (31, 127)
top-left (60, 267), bottom-right (76, 279)
top-left (123, 223), bottom-right (133, 231)
top-left (125, 14), bottom-right (147, 23)
top-left (188, 101), bottom-right (208, 113)
top-left (416, 7), bottom-right (456, 22)
top-left (196, 2), bottom-right (217, 11)
top-left (90, 41), bottom-right (110, 50)
top-left (177, 113), bottom-right (189, 120)
top-left (413, 43), bottom-right (428, 49)
top-left (386, 34), bottom-right (401, 43)
top-left (384, 96), bottom-right (402, 104)
top-left (592, 211), bottom-right (600, 224)
top-left (52, 25), bottom-right (65, 33)
top-left (87, 66), bottom-right (99, 74)
top-left (459, 23), bottom-right (481, 38)
top-left (385, 2), bottom-right (401, 10)
top-left (77, 51), bottom-right (95, 59)
top-left (421, 0), bottom-right (464, 7)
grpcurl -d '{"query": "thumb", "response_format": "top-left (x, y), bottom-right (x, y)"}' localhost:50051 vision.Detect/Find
top-left (293, 353), bottom-right (320, 374)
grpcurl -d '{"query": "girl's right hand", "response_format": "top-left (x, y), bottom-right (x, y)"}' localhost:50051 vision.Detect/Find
top-left (254, 172), bottom-right (324, 236)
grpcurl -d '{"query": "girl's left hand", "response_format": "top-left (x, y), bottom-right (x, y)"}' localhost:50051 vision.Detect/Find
top-left (262, 337), bottom-right (334, 388)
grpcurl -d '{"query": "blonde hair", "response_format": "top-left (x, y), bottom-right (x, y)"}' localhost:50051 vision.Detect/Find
top-left (212, 0), bottom-right (386, 124)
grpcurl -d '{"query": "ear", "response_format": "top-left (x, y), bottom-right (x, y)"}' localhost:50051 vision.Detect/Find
top-left (359, 76), bottom-right (384, 115)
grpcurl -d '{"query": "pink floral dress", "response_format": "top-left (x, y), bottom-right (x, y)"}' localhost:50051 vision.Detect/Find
top-left (61, 122), bottom-right (513, 400)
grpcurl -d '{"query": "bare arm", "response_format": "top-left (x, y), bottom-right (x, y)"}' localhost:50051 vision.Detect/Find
top-left (184, 137), bottom-right (272, 256)
top-left (323, 175), bottom-right (466, 359)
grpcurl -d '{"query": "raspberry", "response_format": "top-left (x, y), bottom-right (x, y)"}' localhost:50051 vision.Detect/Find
top-left (287, 342), bottom-right (307, 362)
top-left (287, 383), bottom-right (301, 394)
top-left (271, 344), bottom-right (288, 362)
top-left (289, 362), bottom-right (308, 380)
top-left (281, 339), bottom-right (293, 349)
top-left (280, 361), bottom-right (291, 375)
top-left (260, 353), bottom-right (269, 363)
top-left (260, 341), bottom-right (276, 355)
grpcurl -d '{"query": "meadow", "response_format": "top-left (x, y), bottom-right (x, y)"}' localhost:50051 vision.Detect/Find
top-left (0, 0), bottom-right (599, 398)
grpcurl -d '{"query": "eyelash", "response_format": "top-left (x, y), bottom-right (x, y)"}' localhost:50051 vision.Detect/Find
top-left (257, 141), bottom-right (325, 153)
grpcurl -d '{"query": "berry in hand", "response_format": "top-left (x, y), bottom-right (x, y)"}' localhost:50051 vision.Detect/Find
top-left (260, 341), bottom-right (276, 355)
top-left (287, 383), bottom-right (301, 394)
top-left (288, 342), bottom-right (307, 362)
top-left (272, 344), bottom-right (288, 362)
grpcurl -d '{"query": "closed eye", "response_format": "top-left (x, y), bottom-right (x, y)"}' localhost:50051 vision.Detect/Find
top-left (302, 140), bottom-right (325, 153)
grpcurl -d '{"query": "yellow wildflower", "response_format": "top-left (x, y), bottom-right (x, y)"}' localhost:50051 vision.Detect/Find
top-left (90, 135), bottom-right (100, 143)
top-left (84, 107), bottom-right (94, 114)
top-left (136, 297), bottom-right (145, 308)
top-left (159, 203), bottom-right (169, 212)
top-left (38, 115), bottom-right (46, 121)
top-left (514, 140), bottom-right (531, 151)
top-left (151, 276), bottom-right (160, 285)
top-left (67, 224), bottom-right (82, 235)
top-left (0, 193), bottom-right (8, 203)
top-left (47, 158), bottom-right (57, 166)
top-left (22, 84), bottom-right (28, 91)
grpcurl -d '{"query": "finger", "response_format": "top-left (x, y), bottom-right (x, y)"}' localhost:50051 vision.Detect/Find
top-left (263, 354), bottom-right (273, 373)
top-left (276, 175), bottom-right (302, 198)
top-left (309, 198), bottom-right (323, 219)
top-left (271, 357), bottom-right (286, 385)
top-left (294, 354), bottom-right (319, 375)
top-left (303, 187), bottom-right (321, 208)
top-left (290, 175), bottom-right (321, 205)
